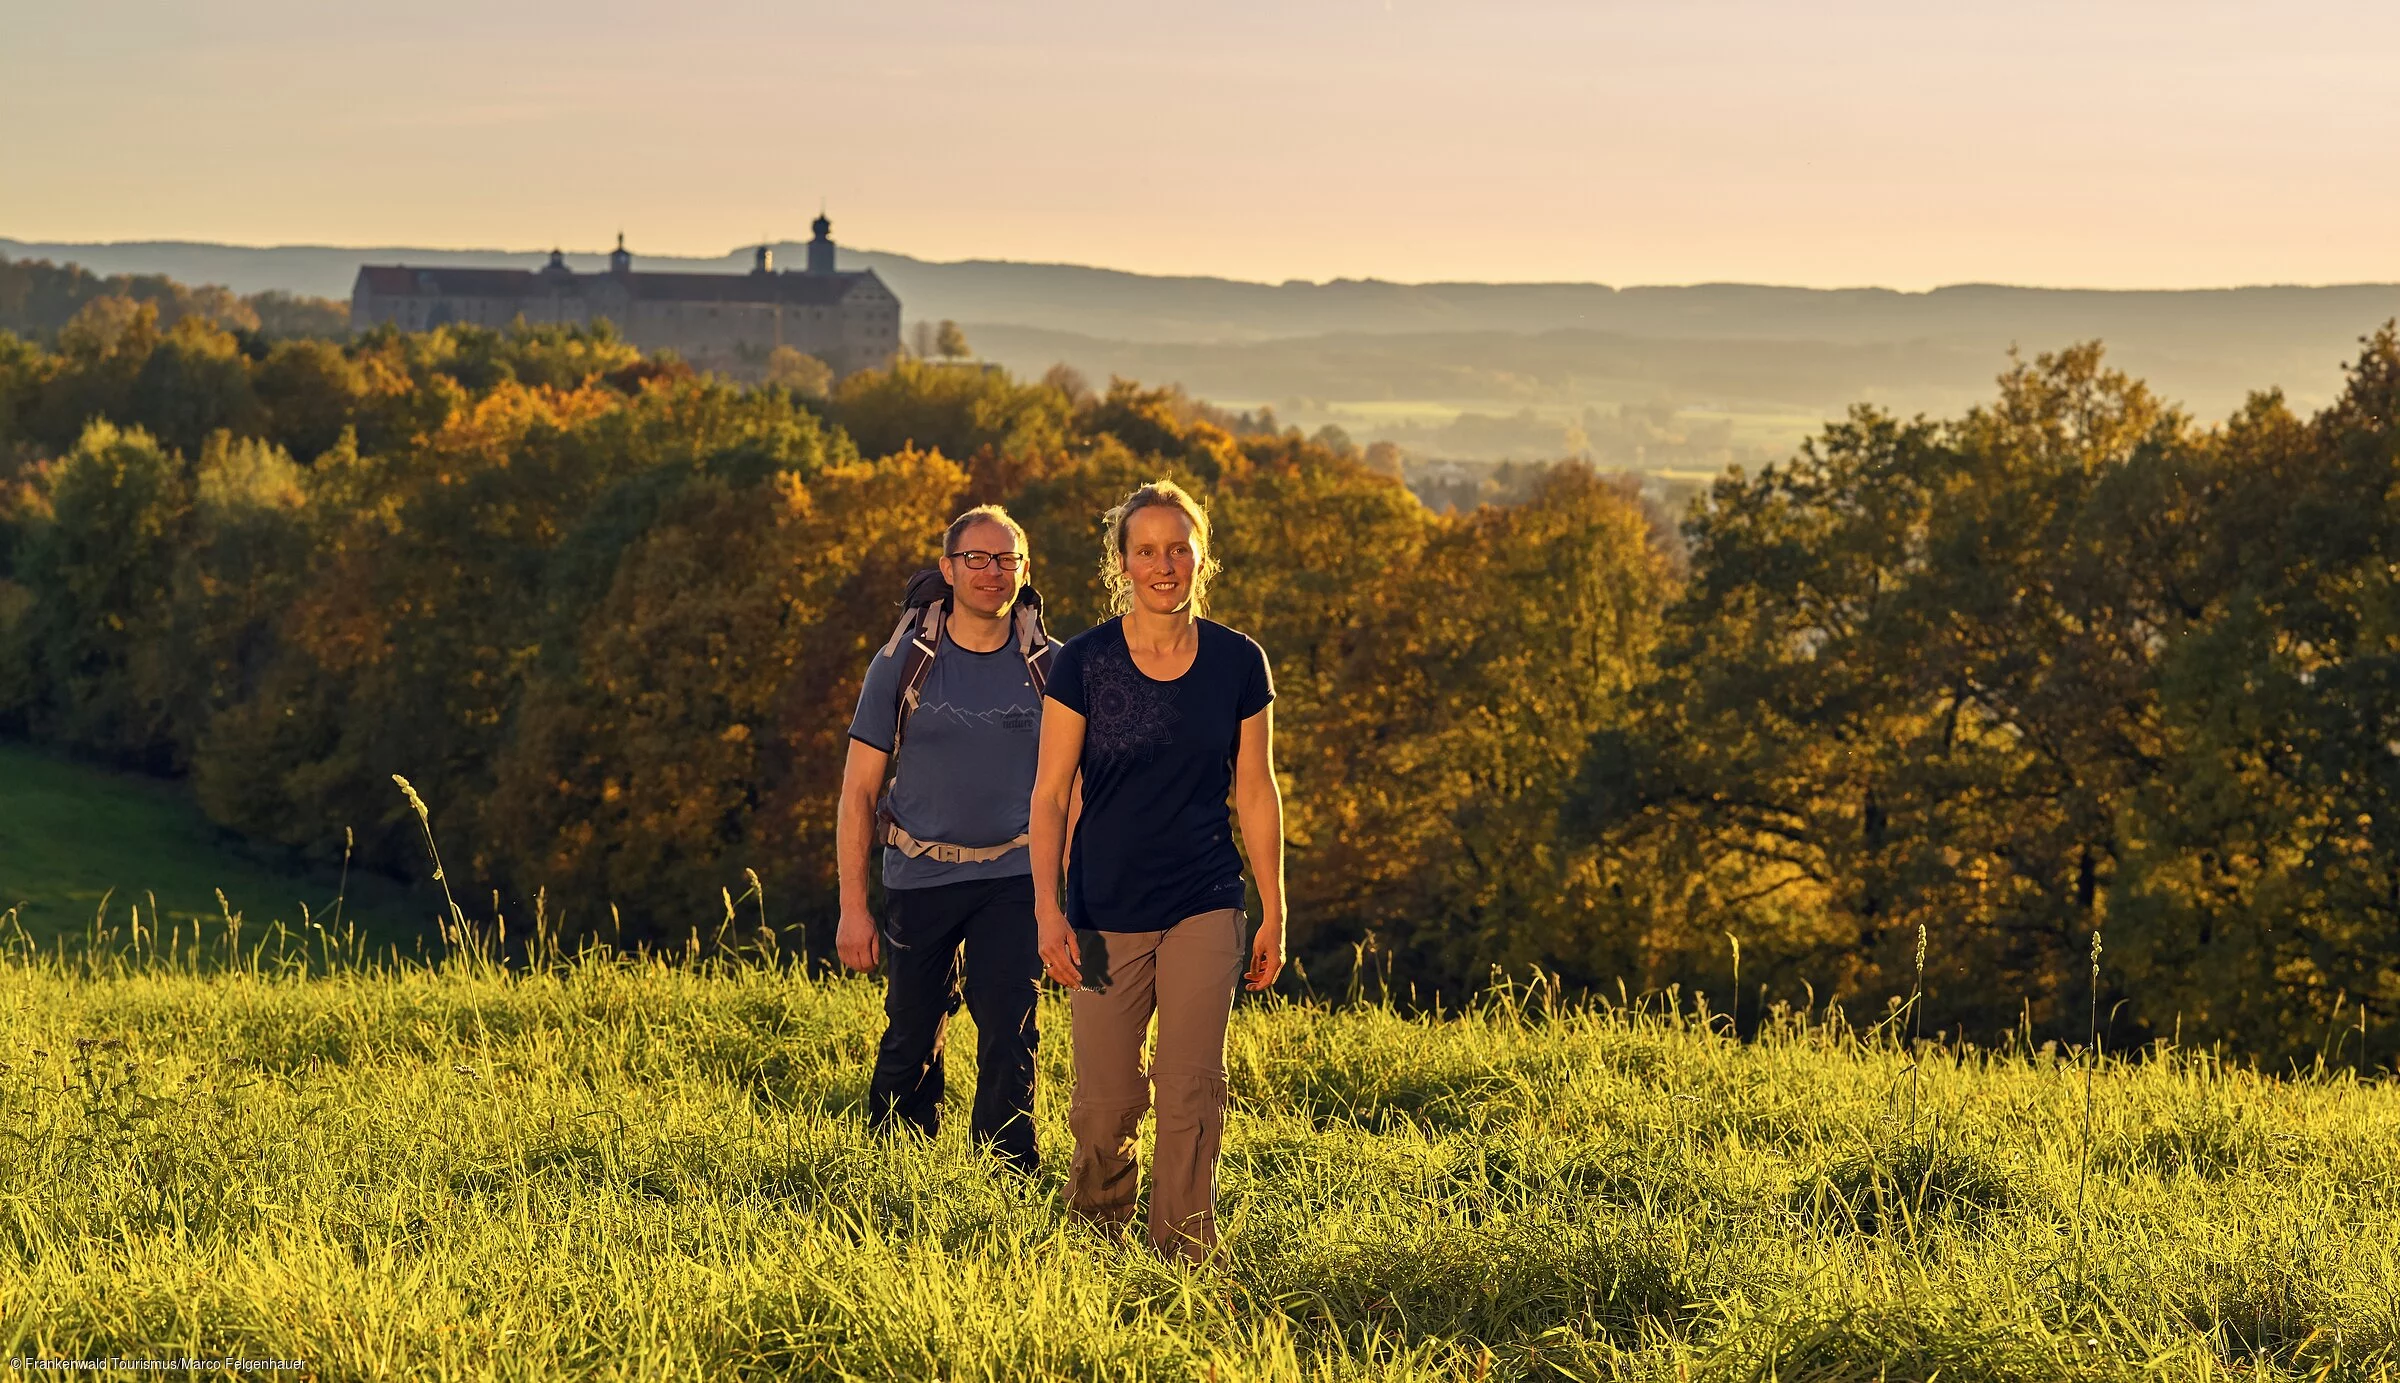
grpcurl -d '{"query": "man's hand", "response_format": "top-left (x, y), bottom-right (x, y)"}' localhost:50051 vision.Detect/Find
top-left (1245, 915), bottom-right (1285, 992)
top-left (1038, 905), bottom-right (1082, 989)
top-left (837, 903), bottom-right (881, 972)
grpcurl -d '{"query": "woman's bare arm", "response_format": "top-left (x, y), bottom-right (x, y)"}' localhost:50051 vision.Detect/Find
top-left (1030, 703), bottom-right (1087, 987)
top-left (1232, 703), bottom-right (1285, 991)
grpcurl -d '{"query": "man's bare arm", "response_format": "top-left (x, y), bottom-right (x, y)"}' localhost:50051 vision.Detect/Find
top-left (836, 737), bottom-right (890, 971)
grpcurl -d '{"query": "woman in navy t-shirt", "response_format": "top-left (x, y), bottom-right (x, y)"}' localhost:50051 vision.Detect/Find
top-left (1029, 479), bottom-right (1285, 1260)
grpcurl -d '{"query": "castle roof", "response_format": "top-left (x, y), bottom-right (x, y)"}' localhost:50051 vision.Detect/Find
top-left (354, 264), bottom-right (886, 306)
top-left (623, 272), bottom-right (865, 305)
top-left (356, 266), bottom-right (537, 297)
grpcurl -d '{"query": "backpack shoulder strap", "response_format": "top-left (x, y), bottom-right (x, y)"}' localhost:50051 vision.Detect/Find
top-left (1013, 583), bottom-right (1055, 695)
top-left (888, 601), bottom-right (944, 759)
top-left (874, 567), bottom-right (950, 768)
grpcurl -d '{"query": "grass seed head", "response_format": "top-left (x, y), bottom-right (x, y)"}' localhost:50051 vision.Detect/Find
top-left (392, 774), bottom-right (430, 824)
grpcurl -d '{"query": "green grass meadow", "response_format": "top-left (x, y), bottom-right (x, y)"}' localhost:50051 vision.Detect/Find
top-left (3, 753), bottom-right (2397, 1380)
top-left (0, 741), bottom-right (417, 948)
top-left (2, 933), bottom-right (2395, 1381)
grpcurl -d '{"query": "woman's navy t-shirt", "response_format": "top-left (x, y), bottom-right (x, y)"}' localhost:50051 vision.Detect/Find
top-left (1045, 617), bottom-right (1274, 932)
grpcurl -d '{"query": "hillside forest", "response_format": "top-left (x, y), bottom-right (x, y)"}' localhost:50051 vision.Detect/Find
top-left (0, 254), bottom-right (348, 348)
top-left (20, 239), bottom-right (2399, 473)
top-left (1, 284), bottom-right (2397, 1066)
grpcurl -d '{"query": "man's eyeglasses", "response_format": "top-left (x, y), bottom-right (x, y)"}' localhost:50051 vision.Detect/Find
top-left (949, 550), bottom-right (1026, 572)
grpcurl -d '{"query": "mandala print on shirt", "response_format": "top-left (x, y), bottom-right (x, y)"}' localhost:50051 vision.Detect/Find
top-left (1081, 641), bottom-right (1181, 763)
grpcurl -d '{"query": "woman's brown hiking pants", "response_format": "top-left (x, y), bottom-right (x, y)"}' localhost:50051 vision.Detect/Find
top-left (1066, 908), bottom-right (1245, 1259)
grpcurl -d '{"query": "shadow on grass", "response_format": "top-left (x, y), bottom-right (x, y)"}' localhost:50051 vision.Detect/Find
top-left (1793, 1137), bottom-right (2021, 1236)
top-left (2180, 1254), bottom-right (2400, 1373)
top-left (2095, 1100), bottom-right (2325, 1183)
top-left (1233, 1216), bottom-right (1714, 1354)
top-left (1240, 1046), bottom-right (1592, 1135)
top-left (1719, 1302), bottom-right (2124, 1383)
top-left (447, 1138), bottom-right (689, 1204)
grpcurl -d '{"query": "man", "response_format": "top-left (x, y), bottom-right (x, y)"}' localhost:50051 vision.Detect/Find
top-left (837, 504), bottom-right (1051, 1174)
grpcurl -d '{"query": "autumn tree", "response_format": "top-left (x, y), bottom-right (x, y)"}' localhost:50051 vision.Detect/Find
top-left (486, 449), bottom-right (963, 942)
top-left (832, 356), bottom-right (1069, 461)
top-left (0, 421), bottom-right (189, 767)
top-left (2109, 327), bottom-right (2400, 1063)
top-left (1592, 344), bottom-right (2300, 1043)
top-left (765, 345), bottom-right (833, 398)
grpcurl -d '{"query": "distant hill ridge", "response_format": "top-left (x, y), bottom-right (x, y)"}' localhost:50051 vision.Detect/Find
top-left (10, 236), bottom-right (2396, 444)
top-left (7, 236), bottom-right (2395, 355)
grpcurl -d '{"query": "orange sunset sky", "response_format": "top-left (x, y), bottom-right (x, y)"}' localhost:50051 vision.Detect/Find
top-left (4, 0), bottom-right (2396, 289)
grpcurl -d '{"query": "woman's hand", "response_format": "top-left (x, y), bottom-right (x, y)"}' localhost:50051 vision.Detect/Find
top-left (1245, 914), bottom-right (1285, 992)
top-left (1038, 904), bottom-right (1083, 989)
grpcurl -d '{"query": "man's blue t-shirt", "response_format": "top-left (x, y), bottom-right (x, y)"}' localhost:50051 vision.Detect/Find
top-left (847, 624), bottom-right (1044, 890)
top-left (1044, 617), bottom-right (1274, 932)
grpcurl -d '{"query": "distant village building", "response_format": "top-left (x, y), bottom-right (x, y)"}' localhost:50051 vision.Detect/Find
top-left (349, 215), bottom-right (901, 377)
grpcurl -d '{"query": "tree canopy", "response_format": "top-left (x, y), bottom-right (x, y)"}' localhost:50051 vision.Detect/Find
top-left (3, 298), bottom-right (2395, 1064)
top-left (1, 254), bottom-right (348, 346)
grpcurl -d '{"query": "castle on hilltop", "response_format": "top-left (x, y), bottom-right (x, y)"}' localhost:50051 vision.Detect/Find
top-left (349, 214), bottom-right (901, 377)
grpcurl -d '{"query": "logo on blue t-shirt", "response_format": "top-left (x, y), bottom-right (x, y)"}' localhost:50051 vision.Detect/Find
top-left (1080, 645), bottom-right (1181, 762)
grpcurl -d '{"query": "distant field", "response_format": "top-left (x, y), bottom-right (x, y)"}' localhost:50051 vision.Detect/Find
top-left (1316, 400), bottom-right (1467, 424)
top-left (4, 941), bottom-right (2393, 1379)
top-left (1712, 407), bottom-right (1837, 456)
top-left (0, 740), bottom-right (422, 948)
top-left (1209, 395), bottom-right (1824, 473)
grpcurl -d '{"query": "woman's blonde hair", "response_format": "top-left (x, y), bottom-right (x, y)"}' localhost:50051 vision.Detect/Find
top-left (1101, 479), bottom-right (1223, 617)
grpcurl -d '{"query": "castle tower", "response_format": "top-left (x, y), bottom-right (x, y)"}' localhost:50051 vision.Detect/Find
top-left (610, 232), bottom-right (631, 275)
top-left (753, 243), bottom-right (774, 274)
top-left (806, 212), bottom-right (836, 274)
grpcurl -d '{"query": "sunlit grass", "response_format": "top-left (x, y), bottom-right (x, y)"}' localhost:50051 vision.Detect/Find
top-left (3, 923), bottom-right (2393, 1380)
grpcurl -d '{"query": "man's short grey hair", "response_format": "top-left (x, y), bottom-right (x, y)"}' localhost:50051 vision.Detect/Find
top-left (944, 503), bottom-right (1027, 555)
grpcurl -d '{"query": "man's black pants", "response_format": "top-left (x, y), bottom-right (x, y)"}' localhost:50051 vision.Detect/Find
top-left (866, 873), bottom-right (1041, 1173)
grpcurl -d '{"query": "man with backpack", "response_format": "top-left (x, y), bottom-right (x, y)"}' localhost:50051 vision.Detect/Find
top-left (836, 504), bottom-right (1054, 1174)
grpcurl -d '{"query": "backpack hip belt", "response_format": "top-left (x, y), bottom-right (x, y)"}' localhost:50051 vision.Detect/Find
top-left (881, 821), bottom-right (1030, 865)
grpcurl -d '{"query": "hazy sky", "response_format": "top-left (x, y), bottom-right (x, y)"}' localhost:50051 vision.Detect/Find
top-left (4, 0), bottom-right (2396, 288)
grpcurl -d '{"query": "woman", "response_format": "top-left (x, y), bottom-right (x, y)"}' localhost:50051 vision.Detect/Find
top-left (1028, 479), bottom-right (1285, 1260)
